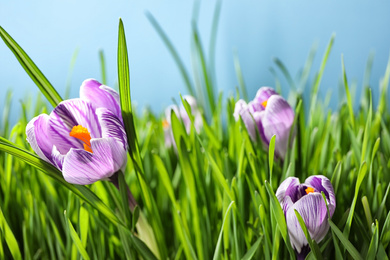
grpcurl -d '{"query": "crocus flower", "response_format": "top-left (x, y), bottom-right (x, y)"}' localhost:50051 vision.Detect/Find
top-left (163, 95), bottom-right (202, 148)
top-left (26, 79), bottom-right (128, 185)
top-left (276, 175), bottom-right (336, 259)
top-left (233, 87), bottom-right (294, 158)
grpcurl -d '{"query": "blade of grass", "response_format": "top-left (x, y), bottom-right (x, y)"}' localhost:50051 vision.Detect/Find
top-left (329, 219), bottom-right (363, 260)
top-left (0, 206), bottom-right (22, 260)
top-left (146, 12), bottom-right (195, 96)
top-left (0, 26), bottom-right (62, 107)
top-left (64, 210), bottom-right (91, 260)
top-left (213, 201), bottom-right (235, 260)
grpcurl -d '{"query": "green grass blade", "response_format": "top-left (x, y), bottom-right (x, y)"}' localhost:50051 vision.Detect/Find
top-left (273, 57), bottom-right (296, 91)
top-left (341, 54), bottom-right (355, 129)
top-left (233, 50), bottom-right (248, 100)
top-left (99, 49), bottom-right (107, 85)
top-left (264, 181), bottom-right (295, 258)
top-left (0, 26), bottom-right (62, 107)
top-left (117, 18), bottom-right (141, 167)
top-left (329, 219), bottom-right (363, 260)
top-left (0, 138), bottom-right (122, 227)
top-left (294, 210), bottom-right (323, 260)
top-left (79, 204), bottom-right (89, 249)
top-left (65, 210), bottom-right (91, 260)
top-left (366, 220), bottom-right (379, 259)
top-left (146, 12), bottom-right (195, 96)
top-left (268, 135), bottom-right (276, 187)
top-left (212, 201), bottom-right (235, 260)
top-left (312, 33), bottom-right (335, 95)
top-left (0, 207), bottom-right (22, 260)
top-left (241, 236), bottom-right (262, 260)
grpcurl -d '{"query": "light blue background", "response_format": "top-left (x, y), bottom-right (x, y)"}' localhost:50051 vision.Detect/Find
top-left (1, 1), bottom-right (390, 126)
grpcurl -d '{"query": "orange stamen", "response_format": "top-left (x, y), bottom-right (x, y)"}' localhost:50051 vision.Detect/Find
top-left (162, 119), bottom-right (170, 128)
top-left (69, 125), bottom-right (93, 153)
top-left (261, 99), bottom-right (268, 108)
top-left (305, 187), bottom-right (315, 194)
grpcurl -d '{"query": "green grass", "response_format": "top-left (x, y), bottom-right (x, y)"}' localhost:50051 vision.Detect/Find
top-left (1, 13), bottom-right (390, 260)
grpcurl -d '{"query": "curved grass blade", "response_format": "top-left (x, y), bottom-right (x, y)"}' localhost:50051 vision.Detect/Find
top-left (99, 49), bottom-right (107, 85)
top-left (117, 18), bottom-right (143, 172)
top-left (328, 219), bottom-right (363, 260)
top-left (212, 201), bottom-right (235, 260)
top-left (65, 210), bottom-right (91, 260)
top-left (366, 220), bottom-right (379, 259)
top-left (273, 57), bottom-right (296, 91)
top-left (264, 181), bottom-right (295, 258)
top-left (0, 138), bottom-right (121, 227)
top-left (342, 54), bottom-right (355, 129)
top-left (0, 207), bottom-right (22, 260)
top-left (294, 210), bottom-right (323, 260)
top-left (0, 26), bottom-right (62, 107)
top-left (146, 12), bottom-right (195, 96)
top-left (241, 236), bottom-right (262, 260)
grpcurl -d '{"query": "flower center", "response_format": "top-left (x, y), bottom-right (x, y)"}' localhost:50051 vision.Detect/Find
top-left (69, 125), bottom-right (93, 153)
top-left (305, 187), bottom-right (315, 194)
top-left (261, 99), bottom-right (268, 108)
top-left (162, 119), bottom-right (170, 128)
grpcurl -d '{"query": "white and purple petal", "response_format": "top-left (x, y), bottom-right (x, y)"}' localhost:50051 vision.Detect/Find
top-left (261, 95), bottom-right (294, 159)
top-left (253, 87), bottom-right (278, 104)
top-left (80, 79), bottom-right (122, 119)
top-left (48, 99), bottom-right (100, 154)
top-left (96, 107), bottom-right (128, 150)
top-left (276, 177), bottom-right (300, 214)
top-left (234, 99), bottom-right (257, 141)
top-left (285, 193), bottom-right (330, 253)
top-left (26, 114), bottom-right (53, 163)
top-left (62, 138), bottom-right (127, 185)
top-left (305, 175), bottom-right (336, 215)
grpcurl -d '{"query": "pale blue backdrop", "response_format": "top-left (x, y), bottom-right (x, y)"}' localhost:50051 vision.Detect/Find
top-left (1, 1), bottom-right (390, 126)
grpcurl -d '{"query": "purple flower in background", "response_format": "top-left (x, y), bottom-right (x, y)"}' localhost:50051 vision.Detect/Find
top-left (26, 79), bottom-right (128, 185)
top-left (233, 87), bottom-right (294, 158)
top-left (276, 175), bottom-right (336, 259)
top-left (163, 95), bottom-right (202, 148)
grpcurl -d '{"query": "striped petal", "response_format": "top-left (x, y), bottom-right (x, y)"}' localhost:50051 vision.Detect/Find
top-left (305, 175), bottom-right (336, 214)
top-left (253, 87), bottom-right (278, 105)
top-left (80, 79), bottom-right (122, 119)
top-left (62, 138), bottom-right (127, 185)
top-left (49, 99), bottom-right (101, 154)
top-left (276, 177), bottom-right (300, 214)
top-left (261, 95), bottom-right (294, 159)
top-left (26, 114), bottom-right (53, 163)
top-left (96, 107), bottom-right (128, 150)
top-left (285, 193), bottom-right (330, 253)
top-left (234, 99), bottom-right (257, 141)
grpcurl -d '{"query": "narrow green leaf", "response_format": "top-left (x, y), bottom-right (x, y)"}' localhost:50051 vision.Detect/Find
top-left (117, 18), bottom-right (143, 171)
top-left (342, 54), bottom-right (355, 129)
top-left (0, 138), bottom-right (122, 227)
top-left (0, 207), bottom-right (22, 260)
top-left (294, 210), bottom-right (323, 260)
top-left (268, 135), bottom-right (276, 187)
top-left (241, 236), bottom-right (262, 260)
top-left (329, 219), bottom-right (363, 260)
top-left (99, 49), bottom-right (107, 85)
top-left (79, 204), bottom-right (89, 249)
top-left (65, 210), bottom-right (91, 260)
top-left (146, 12), bottom-right (195, 96)
top-left (213, 201), bottom-right (235, 260)
top-left (366, 220), bottom-right (379, 259)
top-left (0, 26), bottom-right (62, 107)
top-left (264, 181), bottom-right (295, 258)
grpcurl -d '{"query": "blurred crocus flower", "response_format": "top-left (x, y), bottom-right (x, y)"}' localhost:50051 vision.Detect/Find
top-left (163, 95), bottom-right (202, 148)
top-left (233, 87), bottom-right (294, 158)
top-left (26, 79), bottom-right (128, 185)
top-left (276, 175), bottom-right (336, 259)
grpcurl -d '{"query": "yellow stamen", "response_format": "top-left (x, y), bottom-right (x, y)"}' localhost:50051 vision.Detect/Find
top-left (305, 187), bottom-right (315, 194)
top-left (69, 125), bottom-right (93, 153)
top-left (261, 99), bottom-right (268, 108)
top-left (162, 119), bottom-right (170, 128)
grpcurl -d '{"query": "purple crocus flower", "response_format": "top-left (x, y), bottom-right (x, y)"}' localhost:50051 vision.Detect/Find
top-left (163, 95), bottom-right (202, 148)
top-left (26, 79), bottom-right (128, 185)
top-left (276, 175), bottom-right (336, 259)
top-left (233, 87), bottom-right (294, 158)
